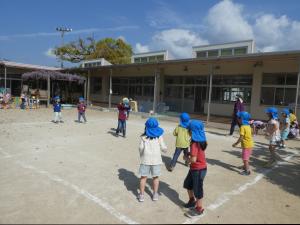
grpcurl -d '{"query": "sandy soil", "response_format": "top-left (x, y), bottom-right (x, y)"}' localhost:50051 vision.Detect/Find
top-left (0, 108), bottom-right (299, 224)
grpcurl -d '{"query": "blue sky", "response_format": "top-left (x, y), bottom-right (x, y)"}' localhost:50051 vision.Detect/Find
top-left (1, 0), bottom-right (300, 67)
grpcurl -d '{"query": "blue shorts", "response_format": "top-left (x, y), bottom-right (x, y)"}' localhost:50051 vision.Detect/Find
top-left (281, 130), bottom-right (290, 141)
top-left (184, 169), bottom-right (207, 199)
top-left (139, 164), bottom-right (161, 178)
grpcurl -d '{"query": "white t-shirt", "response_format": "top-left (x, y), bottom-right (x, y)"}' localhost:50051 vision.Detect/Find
top-left (267, 119), bottom-right (281, 141)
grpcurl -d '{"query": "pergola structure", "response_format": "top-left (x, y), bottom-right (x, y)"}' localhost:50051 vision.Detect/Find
top-left (22, 70), bottom-right (86, 107)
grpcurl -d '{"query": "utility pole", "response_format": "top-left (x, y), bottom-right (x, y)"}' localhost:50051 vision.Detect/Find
top-left (56, 27), bottom-right (72, 68)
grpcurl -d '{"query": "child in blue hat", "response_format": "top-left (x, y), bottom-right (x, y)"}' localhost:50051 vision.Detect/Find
top-left (279, 108), bottom-right (290, 149)
top-left (116, 98), bottom-right (131, 137)
top-left (184, 120), bottom-right (207, 218)
top-left (265, 107), bottom-right (281, 167)
top-left (168, 113), bottom-right (191, 172)
top-left (53, 96), bottom-right (63, 123)
top-left (138, 117), bottom-right (167, 202)
top-left (232, 111), bottom-right (254, 176)
top-left (77, 97), bottom-right (87, 123)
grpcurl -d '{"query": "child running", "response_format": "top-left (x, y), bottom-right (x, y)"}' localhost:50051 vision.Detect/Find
top-left (138, 118), bottom-right (167, 202)
top-left (116, 98), bottom-right (131, 137)
top-left (265, 107), bottom-right (281, 167)
top-left (184, 120), bottom-right (207, 218)
top-left (232, 111), bottom-right (254, 176)
top-left (279, 108), bottom-right (290, 149)
top-left (168, 112), bottom-right (191, 172)
top-left (250, 120), bottom-right (266, 136)
top-left (53, 96), bottom-right (63, 123)
top-left (77, 97), bottom-right (87, 123)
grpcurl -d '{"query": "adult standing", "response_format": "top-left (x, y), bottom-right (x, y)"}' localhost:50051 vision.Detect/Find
top-left (229, 94), bottom-right (245, 136)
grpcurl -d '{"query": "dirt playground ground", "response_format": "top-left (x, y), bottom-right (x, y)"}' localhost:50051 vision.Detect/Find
top-left (0, 108), bottom-right (299, 224)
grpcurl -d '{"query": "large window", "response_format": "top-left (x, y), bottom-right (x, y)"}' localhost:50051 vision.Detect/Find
top-left (196, 51), bottom-right (207, 58)
top-left (165, 86), bottom-right (182, 98)
top-left (112, 76), bottom-right (154, 98)
top-left (211, 75), bottom-right (253, 103)
top-left (90, 77), bottom-right (102, 94)
top-left (208, 50), bottom-right (219, 57)
top-left (234, 47), bottom-right (247, 55)
top-left (221, 48), bottom-right (233, 56)
top-left (260, 73), bottom-right (297, 106)
top-left (164, 76), bottom-right (207, 100)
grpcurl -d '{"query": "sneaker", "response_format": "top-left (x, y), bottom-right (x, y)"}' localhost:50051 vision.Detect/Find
top-left (184, 207), bottom-right (205, 218)
top-left (152, 192), bottom-right (159, 201)
top-left (138, 194), bottom-right (144, 202)
top-left (183, 199), bottom-right (196, 208)
top-left (240, 170), bottom-right (251, 176)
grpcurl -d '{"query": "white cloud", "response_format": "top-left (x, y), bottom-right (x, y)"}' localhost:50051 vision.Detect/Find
top-left (205, 0), bottom-right (254, 43)
top-left (44, 48), bottom-right (56, 59)
top-left (151, 29), bottom-right (208, 58)
top-left (138, 0), bottom-right (300, 58)
top-left (254, 14), bottom-right (300, 51)
top-left (135, 43), bottom-right (150, 53)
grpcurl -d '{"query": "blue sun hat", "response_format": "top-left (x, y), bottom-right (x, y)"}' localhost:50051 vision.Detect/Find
top-left (54, 96), bottom-right (60, 100)
top-left (265, 107), bottom-right (278, 119)
top-left (180, 112), bottom-right (190, 128)
top-left (236, 111), bottom-right (251, 125)
top-left (188, 120), bottom-right (207, 142)
top-left (281, 108), bottom-right (290, 117)
top-left (145, 117), bottom-right (164, 138)
top-left (79, 97), bottom-right (84, 102)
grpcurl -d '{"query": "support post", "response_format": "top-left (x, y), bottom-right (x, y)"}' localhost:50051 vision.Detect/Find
top-left (295, 61), bottom-right (300, 115)
top-left (47, 74), bottom-right (50, 107)
top-left (84, 73), bottom-right (87, 100)
top-left (109, 69), bottom-right (112, 109)
top-left (4, 66), bottom-right (7, 93)
top-left (87, 70), bottom-right (91, 105)
top-left (153, 68), bottom-right (158, 113)
top-left (207, 65), bottom-right (213, 124)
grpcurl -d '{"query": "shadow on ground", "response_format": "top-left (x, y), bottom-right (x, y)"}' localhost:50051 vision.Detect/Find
top-left (118, 168), bottom-right (186, 207)
top-left (222, 143), bottom-right (300, 197)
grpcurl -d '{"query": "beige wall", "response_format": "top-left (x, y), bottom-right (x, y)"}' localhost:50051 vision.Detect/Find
top-left (85, 55), bottom-right (300, 120)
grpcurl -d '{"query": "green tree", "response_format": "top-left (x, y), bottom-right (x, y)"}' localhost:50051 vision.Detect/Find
top-left (54, 37), bottom-right (132, 64)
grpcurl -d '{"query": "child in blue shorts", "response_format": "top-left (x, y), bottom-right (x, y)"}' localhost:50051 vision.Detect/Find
top-left (138, 118), bottom-right (167, 202)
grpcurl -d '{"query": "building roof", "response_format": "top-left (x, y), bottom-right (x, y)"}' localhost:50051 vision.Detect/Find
top-left (192, 40), bottom-right (254, 49)
top-left (0, 60), bottom-right (61, 71)
top-left (132, 50), bottom-right (168, 57)
top-left (65, 49), bottom-right (300, 72)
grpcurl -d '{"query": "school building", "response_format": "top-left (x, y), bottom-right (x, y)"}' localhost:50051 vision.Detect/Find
top-left (1, 40), bottom-right (300, 120)
top-left (66, 40), bottom-right (300, 120)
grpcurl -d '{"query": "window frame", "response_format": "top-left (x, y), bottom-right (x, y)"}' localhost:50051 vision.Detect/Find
top-left (260, 73), bottom-right (298, 106)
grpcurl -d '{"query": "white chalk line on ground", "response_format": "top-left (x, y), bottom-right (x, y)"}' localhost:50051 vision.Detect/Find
top-left (183, 149), bottom-right (299, 224)
top-left (7, 156), bottom-right (139, 224)
top-left (0, 147), bottom-right (138, 224)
